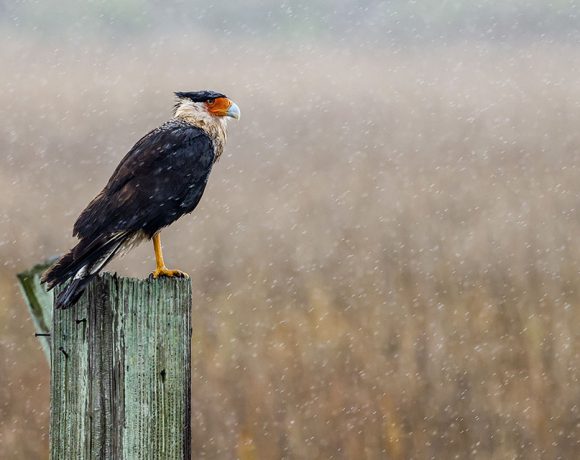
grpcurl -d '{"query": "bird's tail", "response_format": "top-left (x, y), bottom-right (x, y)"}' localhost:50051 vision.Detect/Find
top-left (54, 276), bottom-right (95, 310)
top-left (42, 232), bottom-right (130, 309)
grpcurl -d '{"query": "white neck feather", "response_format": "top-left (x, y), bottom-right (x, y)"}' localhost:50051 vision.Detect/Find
top-left (174, 100), bottom-right (228, 161)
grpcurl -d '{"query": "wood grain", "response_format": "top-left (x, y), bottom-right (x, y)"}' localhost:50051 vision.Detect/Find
top-left (50, 273), bottom-right (192, 459)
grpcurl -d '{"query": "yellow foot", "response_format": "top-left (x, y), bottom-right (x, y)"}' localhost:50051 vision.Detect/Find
top-left (150, 266), bottom-right (189, 279)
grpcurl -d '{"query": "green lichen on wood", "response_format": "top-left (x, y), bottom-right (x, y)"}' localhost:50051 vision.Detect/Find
top-left (50, 273), bottom-right (192, 460)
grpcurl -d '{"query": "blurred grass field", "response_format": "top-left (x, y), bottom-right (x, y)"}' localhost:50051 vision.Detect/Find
top-left (1, 39), bottom-right (580, 458)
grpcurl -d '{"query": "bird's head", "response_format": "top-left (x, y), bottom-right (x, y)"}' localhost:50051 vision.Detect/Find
top-left (174, 90), bottom-right (240, 120)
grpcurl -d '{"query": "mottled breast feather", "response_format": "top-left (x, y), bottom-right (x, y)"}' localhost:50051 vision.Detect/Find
top-left (73, 120), bottom-right (216, 240)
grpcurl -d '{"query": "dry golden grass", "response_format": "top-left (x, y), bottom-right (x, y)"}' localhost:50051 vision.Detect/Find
top-left (1, 39), bottom-right (580, 458)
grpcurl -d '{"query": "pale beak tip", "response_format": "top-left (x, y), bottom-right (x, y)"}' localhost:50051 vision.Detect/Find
top-left (227, 102), bottom-right (241, 120)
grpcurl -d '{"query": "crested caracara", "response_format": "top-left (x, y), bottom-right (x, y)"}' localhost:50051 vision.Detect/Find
top-left (42, 90), bottom-right (240, 309)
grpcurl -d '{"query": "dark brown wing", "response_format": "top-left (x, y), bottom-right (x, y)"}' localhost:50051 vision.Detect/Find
top-left (73, 120), bottom-right (215, 240)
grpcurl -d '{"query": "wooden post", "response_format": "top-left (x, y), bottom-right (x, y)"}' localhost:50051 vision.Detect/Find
top-left (17, 267), bottom-right (192, 460)
top-left (17, 261), bottom-right (55, 363)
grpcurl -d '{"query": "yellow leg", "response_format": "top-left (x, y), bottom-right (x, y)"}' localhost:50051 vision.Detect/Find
top-left (150, 233), bottom-right (189, 279)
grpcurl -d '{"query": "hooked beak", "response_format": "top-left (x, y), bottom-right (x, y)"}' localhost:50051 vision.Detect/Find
top-left (226, 101), bottom-right (241, 120)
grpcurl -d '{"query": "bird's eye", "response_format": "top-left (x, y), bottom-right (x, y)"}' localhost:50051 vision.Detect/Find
top-left (206, 99), bottom-right (215, 106)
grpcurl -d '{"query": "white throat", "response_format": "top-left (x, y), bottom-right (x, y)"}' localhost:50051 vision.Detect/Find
top-left (174, 100), bottom-right (228, 161)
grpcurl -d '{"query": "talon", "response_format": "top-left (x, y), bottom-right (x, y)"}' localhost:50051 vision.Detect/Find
top-left (150, 233), bottom-right (189, 280)
top-left (151, 267), bottom-right (189, 279)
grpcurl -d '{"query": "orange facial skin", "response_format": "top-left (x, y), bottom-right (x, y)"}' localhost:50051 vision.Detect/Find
top-left (205, 97), bottom-right (232, 117)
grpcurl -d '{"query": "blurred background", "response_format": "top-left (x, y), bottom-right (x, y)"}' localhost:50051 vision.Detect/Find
top-left (1, 1), bottom-right (580, 458)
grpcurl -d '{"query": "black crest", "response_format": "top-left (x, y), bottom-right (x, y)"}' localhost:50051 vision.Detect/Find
top-left (174, 90), bottom-right (226, 102)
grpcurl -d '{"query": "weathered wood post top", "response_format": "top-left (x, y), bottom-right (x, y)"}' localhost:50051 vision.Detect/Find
top-left (18, 265), bottom-right (192, 460)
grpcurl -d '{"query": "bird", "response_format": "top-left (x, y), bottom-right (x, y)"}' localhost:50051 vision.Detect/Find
top-left (41, 90), bottom-right (240, 309)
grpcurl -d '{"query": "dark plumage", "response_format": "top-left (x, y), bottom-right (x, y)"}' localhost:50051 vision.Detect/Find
top-left (174, 90), bottom-right (226, 102)
top-left (42, 91), bottom-right (240, 309)
top-left (74, 120), bottom-right (215, 238)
